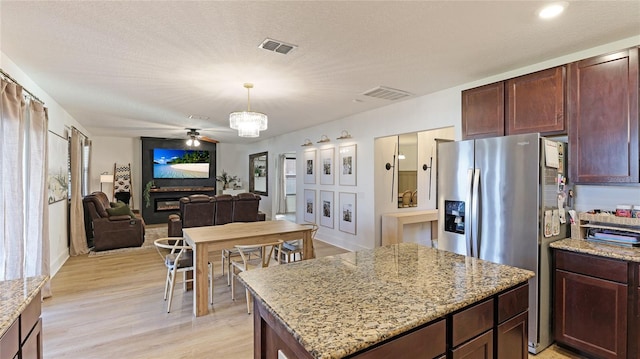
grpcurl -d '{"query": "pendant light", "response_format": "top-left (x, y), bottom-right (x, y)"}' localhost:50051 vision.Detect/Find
top-left (229, 83), bottom-right (268, 138)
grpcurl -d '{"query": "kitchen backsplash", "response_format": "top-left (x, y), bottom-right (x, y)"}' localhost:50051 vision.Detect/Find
top-left (574, 185), bottom-right (640, 212)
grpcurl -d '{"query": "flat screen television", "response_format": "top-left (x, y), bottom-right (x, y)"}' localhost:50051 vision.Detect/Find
top-left (153, 148), bottom-right (210, 179)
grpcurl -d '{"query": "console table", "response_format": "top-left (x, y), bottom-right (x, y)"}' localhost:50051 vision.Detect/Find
top-left (381, 209), bottom-right (438, 246)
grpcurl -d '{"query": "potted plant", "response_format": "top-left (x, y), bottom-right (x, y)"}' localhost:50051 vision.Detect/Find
top-left (216, 170), bottom-right (238, 190)
top-left (143, 180), bottom-right (155, 208)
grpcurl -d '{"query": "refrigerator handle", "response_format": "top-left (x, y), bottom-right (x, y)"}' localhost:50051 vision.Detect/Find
top-left (465, 169), bottom-right (474, 257)
top-left (471, 168), bottom-right (480, 258)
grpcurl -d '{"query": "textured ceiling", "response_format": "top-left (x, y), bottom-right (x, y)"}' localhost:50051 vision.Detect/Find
top-left (1, 1), bottom-right (639, 143)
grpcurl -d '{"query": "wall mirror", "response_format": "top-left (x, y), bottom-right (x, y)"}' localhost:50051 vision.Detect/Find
top-left (397, 133), bottom-right (418, 208)
top-left (249, 152), bottom-right (268, 196)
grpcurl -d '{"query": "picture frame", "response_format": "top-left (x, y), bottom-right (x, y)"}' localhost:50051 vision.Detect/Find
top-left (319, 190), bottom-right (334, 228)
top-left (304, 149), bottom-right (316, 184)
top-left (320, 147), bottom-right (334, 185)
top-left (48, 131), bottom-right (69, 204)
top-left (338, 144), bottom-right (357, 186)
top-left (303, 189), bottom-right (316, 223)
top-left (339, 192), bottom-right (357, 234)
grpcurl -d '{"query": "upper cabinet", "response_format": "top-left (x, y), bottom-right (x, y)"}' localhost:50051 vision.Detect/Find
top-left (462, 66), bottom-right (567, 140)
top-left (568, 48), bottom-right (639, 184)
top-left (461, 82), bottom-right (505, 139)
top-left (506, 67), bottom-right (566, 136)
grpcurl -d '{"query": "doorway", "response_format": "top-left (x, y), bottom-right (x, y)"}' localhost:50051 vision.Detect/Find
top-left (275, 153), bottom-right (296, 222)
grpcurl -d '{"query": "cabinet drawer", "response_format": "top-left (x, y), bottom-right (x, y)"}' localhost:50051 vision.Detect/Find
top-left (498, 283), bottom-right (529, 323)
top-left (555, 250), bottom-right (627, 283)
top-left (452, 299), bottom-right (494, 347)
top-left (451, 329), bottom-right (493, 359)
top-left (355, 319), bottom-right (446, 359)
top-left (20, 292), bottom-right (41, 344)
top-left (0, 320), bottom-right (19, 359)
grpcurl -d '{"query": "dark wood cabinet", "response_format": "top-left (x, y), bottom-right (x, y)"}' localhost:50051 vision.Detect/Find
top-left (451, 330), bottom-right (493, 359)
top-left (253, 282), bottom-right (528, 359)
top-left (462, 82), bottom-right (505, 139)
top-left (0, 290), bottom-right (42, 359)
top-left (568, 47), bottom-right (639, 184)
top-left (554, 250), bottom-right (631, 359)
top-left (506, 67), bottom-right (566, 136)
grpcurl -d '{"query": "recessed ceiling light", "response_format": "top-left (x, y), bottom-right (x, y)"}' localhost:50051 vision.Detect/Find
top-left (538, 2), bottom-right (568, 19)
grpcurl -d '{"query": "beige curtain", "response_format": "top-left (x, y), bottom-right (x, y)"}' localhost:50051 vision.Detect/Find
top-left (0, 80), bottom-right (26, 280)
top-left (69, 128), bottom-right (89, 255)
top-left (25, 101), bottom-right (51, 297)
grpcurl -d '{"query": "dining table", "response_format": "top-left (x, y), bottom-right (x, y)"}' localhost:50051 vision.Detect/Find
top-left (182, 220), bottom-right (315, 317)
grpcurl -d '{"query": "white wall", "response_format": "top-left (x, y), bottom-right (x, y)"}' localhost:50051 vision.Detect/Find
top-left (1, 52), bottom-right (92, 276)
top-left (90, 137), bottom-right (140, 207)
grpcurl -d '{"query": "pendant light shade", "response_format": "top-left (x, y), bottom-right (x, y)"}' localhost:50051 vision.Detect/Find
top-left (229, 83), bottom-right (268, 138)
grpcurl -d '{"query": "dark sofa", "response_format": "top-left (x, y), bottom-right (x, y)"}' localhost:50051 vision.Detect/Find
top-left (168, 193), bottom-right (265, 237)
top-left (82, 191), bottom-right (145, 251)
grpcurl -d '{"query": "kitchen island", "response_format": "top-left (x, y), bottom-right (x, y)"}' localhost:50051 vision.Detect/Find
top-left (0, 275), bottom-right (48, 359)
top-left (239, 243), bottom-right (534, 359)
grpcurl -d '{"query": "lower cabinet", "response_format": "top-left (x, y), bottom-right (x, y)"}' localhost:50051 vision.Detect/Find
top-left (254, 283), bottom-right (528, 359)
top-left (0, 291), bottom-right (42, 359)
top-left (554, 250), bottom-right (631, 359)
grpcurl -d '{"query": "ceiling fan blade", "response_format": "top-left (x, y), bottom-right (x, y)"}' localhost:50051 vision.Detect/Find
top-left (199, 135), bottom-right (219, 144)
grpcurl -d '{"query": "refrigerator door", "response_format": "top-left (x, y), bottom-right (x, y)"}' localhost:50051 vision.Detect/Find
top-left (438, 139), bottom-right (474, 256)
top-left (474, 133), bottom-right (541, 350)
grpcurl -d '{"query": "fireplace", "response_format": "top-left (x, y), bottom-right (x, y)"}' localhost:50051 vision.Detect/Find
top-left (155, 198), bottom-right (180, 212)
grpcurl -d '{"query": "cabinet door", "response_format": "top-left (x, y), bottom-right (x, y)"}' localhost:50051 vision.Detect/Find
top-left (568, 47), bottom-right (639, 183)
top-left (451, 330), bottom-right (493, 359)
top-left (506, 67), bottom-right (566, 136)
top-left (497, 311), bottom-right (528, 359)
top-left (21, 318), bottom-right (42, 359)
top-left (462, 82), bottom-right (505, 139)
top-left (555, 269), bottom-right (627, 359)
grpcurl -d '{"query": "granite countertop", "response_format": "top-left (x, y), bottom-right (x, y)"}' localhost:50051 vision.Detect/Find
top-left (0, 275), bottom-right (48, 338)
top-left (239, 243), bottom-right (534, 359)
top-left (551, 238), bottom-right (640, 263)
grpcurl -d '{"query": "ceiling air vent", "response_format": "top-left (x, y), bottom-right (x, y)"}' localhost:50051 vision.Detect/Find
top-left (362, 86), bottom-right (413, 101)
top-left (259, 38), bottom-right (297, 55)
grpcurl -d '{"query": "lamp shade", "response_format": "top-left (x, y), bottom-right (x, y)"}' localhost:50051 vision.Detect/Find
top-left (100, 174), bottom-right (113, 183)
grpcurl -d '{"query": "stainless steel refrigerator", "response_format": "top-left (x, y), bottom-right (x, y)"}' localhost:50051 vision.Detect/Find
top-left (437, 133), bottom-right (569, 354)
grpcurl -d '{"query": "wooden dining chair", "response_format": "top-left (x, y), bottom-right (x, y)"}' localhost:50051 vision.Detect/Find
top-left (274, 223), bottom-right (318, 263)
top-left (230, 240), bottom-right (283, 314)
top-left (154, 238), bottom-right (213, 313)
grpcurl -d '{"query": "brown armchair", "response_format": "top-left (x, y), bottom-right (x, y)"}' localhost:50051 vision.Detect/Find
top-left (214, 194), bottom-right (234, 225)
top-left (232, 193), bottom-right (265, 222)
top-left (82, 191), bottom-right (145, 251)
top-left (167, 195), bottom-right (216, 237)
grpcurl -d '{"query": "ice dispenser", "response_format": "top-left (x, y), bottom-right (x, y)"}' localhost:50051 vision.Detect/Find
top-left (444, 200), bottom-right (465, 234)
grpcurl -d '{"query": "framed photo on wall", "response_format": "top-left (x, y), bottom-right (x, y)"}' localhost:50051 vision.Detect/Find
top-left (319, 190), bottom-right (334, 228)
top-left (338, 144), bottom-right (357, 186)
top-left (319, 147), bottom-right (334, 185)
top-left (304, 149), bottom-right (316, 184)
top-left (304, 189), bottom-right (316, 223)
top-left (339, 192), bottom-right (357, 234)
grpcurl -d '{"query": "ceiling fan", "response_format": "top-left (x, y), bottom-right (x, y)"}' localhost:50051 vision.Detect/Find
top-left (186, 128), bottom-right (218, 146)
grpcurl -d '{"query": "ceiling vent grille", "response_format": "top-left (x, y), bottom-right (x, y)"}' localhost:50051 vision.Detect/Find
top-left (362, 86), bottom-right (413, 101)
top-left (259, 38), bottom-right (297, 55)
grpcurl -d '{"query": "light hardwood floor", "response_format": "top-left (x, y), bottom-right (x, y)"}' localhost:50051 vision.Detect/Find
top-left (42, 238), bottom-right (584, 359)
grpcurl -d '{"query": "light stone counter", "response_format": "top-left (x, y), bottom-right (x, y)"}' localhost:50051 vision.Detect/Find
top-left (551, 238), bottom-right (640, 262)
top-left (0, 275), bottom-right (48, 338)
top-left (239, 243), bottom-right (534, 359)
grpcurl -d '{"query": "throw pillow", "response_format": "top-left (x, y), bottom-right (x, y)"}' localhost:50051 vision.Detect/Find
top-left (106, 204), bottom-right (134, 218)
top-left (110, 201), bottom-right (126, 208)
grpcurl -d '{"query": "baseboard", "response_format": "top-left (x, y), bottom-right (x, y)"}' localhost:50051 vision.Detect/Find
top-left (50, 249), bottom-right (69, 277)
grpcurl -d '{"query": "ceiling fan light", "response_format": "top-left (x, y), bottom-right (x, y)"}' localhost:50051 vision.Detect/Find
top-left (186, 138), bottom-right (193, 146)
top-left (193, 138), bottom-right (200, 146)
